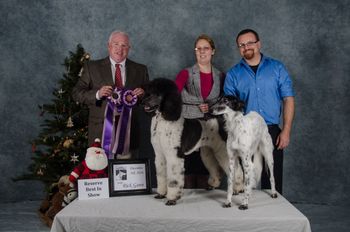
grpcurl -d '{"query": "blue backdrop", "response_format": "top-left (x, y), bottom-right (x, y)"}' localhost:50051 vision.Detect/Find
top-left (1, 0), bottom-right (349, 206)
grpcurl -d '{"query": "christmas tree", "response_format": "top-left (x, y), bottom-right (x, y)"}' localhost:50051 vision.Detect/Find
top-left (16, 44), bottom-right (91, 192)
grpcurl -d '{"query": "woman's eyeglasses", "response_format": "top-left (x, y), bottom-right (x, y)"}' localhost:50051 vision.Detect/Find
top-left (194, 47), bottom-right (212, 52)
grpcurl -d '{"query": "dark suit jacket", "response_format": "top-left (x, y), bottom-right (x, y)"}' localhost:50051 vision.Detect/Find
top-left (72, 57), bottom-right (149, 150)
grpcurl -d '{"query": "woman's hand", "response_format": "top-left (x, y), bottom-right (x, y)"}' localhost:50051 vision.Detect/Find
top-left (199, 103), bottom-right (209, 113)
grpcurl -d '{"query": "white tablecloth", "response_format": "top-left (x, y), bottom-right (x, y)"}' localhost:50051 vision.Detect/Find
top-left (51, 189), bottom-right (311, 232)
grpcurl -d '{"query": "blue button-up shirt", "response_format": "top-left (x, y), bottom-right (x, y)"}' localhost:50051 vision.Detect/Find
top-left (224, 54), bottom-right (294, 125)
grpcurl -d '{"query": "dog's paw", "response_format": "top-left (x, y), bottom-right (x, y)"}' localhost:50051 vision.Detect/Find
top-left (165, 200), bottom-right (177, 206)
top-left (206, 186), bottom-right (215, 191)
top-left (271, 193), bottom-right (278, 198)
top-left (222, 202), bottom-right (232, 208)
top-left (232, 188), bottom-right (244, 195)
top-left (232, 191), bottom-right (239, 195)
top-left (154, 194), bottom-right (166, 199)
top-left (239, 204), bottom-right (248, 210)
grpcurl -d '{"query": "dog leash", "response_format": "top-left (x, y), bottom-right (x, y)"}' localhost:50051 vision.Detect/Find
top-left (182, 95), bottom-right (224, 107)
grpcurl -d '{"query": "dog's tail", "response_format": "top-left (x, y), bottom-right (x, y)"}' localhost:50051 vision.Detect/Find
top-left (253, 152), bottom-right (263, 187)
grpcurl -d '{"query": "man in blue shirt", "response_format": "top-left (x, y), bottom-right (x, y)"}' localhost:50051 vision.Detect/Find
top-left (224, 29), bottom-right (295, 194)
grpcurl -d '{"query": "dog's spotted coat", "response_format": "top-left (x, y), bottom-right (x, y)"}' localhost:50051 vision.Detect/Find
top-left (210, 95), bottom-right (278, 210)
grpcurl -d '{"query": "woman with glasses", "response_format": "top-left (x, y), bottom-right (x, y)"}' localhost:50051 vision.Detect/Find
top-left (175, 34), bottom-right (225, 189)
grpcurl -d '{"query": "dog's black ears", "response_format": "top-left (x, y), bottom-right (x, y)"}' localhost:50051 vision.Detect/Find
top-left (160, 91), bottom-right (182, 121)
top-left (233, 99), bottom-right (245, 112)
top-left (143, 78), bottom-right (182, 121)
top-left (225, 95), bottom-right (245, 112)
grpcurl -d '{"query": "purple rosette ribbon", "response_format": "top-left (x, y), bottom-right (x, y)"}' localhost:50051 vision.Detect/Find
top-left (101, 88), bottom-right (137, 159)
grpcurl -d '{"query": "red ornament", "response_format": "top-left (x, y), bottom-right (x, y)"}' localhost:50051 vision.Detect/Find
top-left (31, 143), bottom-right (36, 153)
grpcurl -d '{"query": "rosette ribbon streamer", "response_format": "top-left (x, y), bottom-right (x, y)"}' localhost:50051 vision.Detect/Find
top-left (101, 88), bottom-right (137, 159)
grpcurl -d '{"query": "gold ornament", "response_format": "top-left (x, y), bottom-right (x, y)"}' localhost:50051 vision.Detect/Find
top-left (80, 53), bottom-right (91, 63)
top-left (78, 53), bottom-right (90, 76)
top-left (63, 139), bottom-right (74, 148)
top-left (37, 168), bottom-right (44, 176)
top-left (66, 117), bottom-right (74, 128)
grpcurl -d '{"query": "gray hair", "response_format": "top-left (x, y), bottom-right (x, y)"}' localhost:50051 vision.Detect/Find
top-left (108, 31), bottom-right (130, 45)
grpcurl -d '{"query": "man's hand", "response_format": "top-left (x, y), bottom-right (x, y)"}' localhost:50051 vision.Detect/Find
top-left (132, 88), bottom-right (145, 97)
top-left (277, 96), bottom-right (295, 150)
top-left (98, 86), bottom-right (113, 99)
top-left (276, 129), bottom-right (290, 150)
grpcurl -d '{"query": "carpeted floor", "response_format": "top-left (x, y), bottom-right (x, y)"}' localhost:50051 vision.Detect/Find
top-left (0, 200), bottom-right (349, 232)
top-left (0, 201), bottom-right (49, 232)
top-left (293, 203), bottom-right (350, 232)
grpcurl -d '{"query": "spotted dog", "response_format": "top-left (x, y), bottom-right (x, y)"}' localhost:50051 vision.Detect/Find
top-left (210, 95), bottom-right (278, 210)
top-left (141, 78), bottom-right (245, 205)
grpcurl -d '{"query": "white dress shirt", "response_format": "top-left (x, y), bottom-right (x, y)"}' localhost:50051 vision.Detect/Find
top-left (96, 58), bottom-right (127, 100)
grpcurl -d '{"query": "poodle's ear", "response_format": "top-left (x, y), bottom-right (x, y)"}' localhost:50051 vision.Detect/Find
top-left (160, 91), bottom-right (182, 121)
top-left (233, 98), bottom-right (245, 112)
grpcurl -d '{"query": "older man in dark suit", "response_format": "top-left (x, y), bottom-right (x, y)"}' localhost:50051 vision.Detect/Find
top-left (72, 31), bottom-right (149, 159)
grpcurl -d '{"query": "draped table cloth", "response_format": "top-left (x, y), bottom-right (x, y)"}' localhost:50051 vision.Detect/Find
top-left (51, 189), bottom-right (311, 232)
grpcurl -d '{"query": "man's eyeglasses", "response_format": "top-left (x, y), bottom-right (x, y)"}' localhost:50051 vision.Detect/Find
top-left (194, 46), bottom-right (211, 52)
top-left (237, 41), bottom-right (258, 49)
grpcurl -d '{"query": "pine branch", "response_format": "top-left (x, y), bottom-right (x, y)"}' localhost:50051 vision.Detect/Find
top-left (15, 44), bottom-right (90, 192)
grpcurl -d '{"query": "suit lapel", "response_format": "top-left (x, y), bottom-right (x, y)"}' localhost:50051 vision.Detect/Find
top-left (125, 59), bottom-right (135, 87)
top-left (100, 57), bottom-right (114, 86)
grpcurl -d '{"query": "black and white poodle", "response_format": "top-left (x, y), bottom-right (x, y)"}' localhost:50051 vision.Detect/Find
top-left (142, 78), bottom-right (244, 205)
